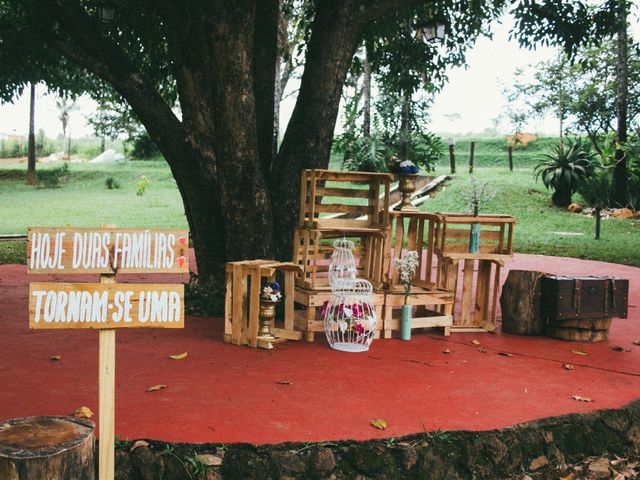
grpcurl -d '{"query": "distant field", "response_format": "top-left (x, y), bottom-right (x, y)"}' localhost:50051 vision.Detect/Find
top-left (1, 136), bottom-right (639, 267)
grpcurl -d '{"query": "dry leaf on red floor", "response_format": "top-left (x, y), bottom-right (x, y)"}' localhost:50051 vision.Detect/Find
top-left (130, 440), bottom-right (149, 452)
top-left (563, 364), bottom-right (575, 370)
top-left (72, 406), bottom-right (94, 418)
top-left (633, 340), bottom-right (640, 346)
top-left (571, 395), bottom-right (593, 402)
top-left (370, 419), bottom-right (387, 430)
top-left (442, 349), bottom-right (451, 354)
top-left (471, 339), bottom-right (480, 346)
top-left (169, 352), bottom-right (188, 360)
top-left (146, 384), bottom-right (166, 392)
top-left (572, 350), bottom-right (588, 356)
top-left (611, 346), bottom-right (631, 352)
top-left (276, 380), bottom-right (292, 385)
top-left (498, 352), bottom-right (513, 357)
top-left (478, 347), bottom-right (487, 353)
top-left (49, 355), bottom-right (61, 361)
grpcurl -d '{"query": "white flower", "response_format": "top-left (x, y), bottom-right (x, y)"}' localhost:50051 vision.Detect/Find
top-left (338, 320), bottom-right (347, 333)
top-left (343, 306), bottom-right (353, 318)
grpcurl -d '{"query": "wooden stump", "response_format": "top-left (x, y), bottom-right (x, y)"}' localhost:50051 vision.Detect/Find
top-left (546, 318), bottom-right (612, 342)
top-left (0, 416), bottom-right (95, 480)
top-left (499, 270), bottom-right (546, 335)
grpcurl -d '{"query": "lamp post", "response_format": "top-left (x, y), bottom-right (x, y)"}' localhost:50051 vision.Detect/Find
top-left (97, 1), bottom-right (116, 23)
top-left (421, 21), bottom-right (446, 43)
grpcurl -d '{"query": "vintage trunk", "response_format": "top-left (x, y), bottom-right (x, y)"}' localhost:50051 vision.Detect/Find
top-left (541, 275), bottom-right (629, 321)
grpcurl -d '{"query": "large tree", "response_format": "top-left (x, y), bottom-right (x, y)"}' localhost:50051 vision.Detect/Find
top-left (0, 0), bottom-right (619, 288)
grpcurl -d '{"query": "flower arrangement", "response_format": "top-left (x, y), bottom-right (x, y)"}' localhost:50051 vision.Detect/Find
top-left (461, 176), bottom-right (496, 216)
top-left (393, 251), bottom-right (419, 304)
top-left (260, 281), bottom-right (282, 302)
top-left (387, 155), bottom-right (419, 175)
top-left (319, 300), bottom-right (374, 335)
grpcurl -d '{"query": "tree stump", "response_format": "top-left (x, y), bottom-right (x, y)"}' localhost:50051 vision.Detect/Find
top-left (499, 270), bottom-right (546, 335)
top-left (0, 416), bottom-right (95, 480)
top-left (546, 318), bottom-right (612, 342)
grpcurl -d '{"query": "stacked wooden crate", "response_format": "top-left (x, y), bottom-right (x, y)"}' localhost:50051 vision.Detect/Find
top-left (433, 213), bottom-right (515, 332)
top-left (293, 169), bottom-right (393, 340)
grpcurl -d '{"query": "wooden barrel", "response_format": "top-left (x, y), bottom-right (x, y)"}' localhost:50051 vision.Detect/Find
top-left (545, 318), bottom-right (612, 342)
top-left (0, 416), bottom-right (95, 480)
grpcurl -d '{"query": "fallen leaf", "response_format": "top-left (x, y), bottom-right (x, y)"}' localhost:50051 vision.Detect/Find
top-left (442, 349), bottom-right (451, 354)
top-left (169, 352), bottom-right (188, 360)
top-left (572, 350), bottom-right (588, 356)
top-left (559, 474), bottom-right (574, 480)
top-left (498, 352), bottom-right (513, 357)
top-left (195, 454), bottom-right (223, 466)
top-left (633, 340), bottom-right (640, 346)
top-left (571, 395), bottom-right (593, 402)
top-left (130, 440), bottom-right (149, 452)
top-left (478, 347), bottom-right (487, 353)
top-left (49, 355), bottom-right (61, 361)
top-left (588, 457), bottom-right (610, 474)
top-left (72, 406), bottom-right (94, 418)
top-left (563, 364), bottom-right (575, 370)
top-left (146, 384), bottom-right (166, 392)
top-left (276, 380), bottom-right (293, 385)
top-left (370, 418), bottom-right (387, 430)
top-left (611, 346), bottom-right (631, 352)
top-left (529, 455), bottom-right (548, 471)
top-left (471, 339), bottom-right (480, 346)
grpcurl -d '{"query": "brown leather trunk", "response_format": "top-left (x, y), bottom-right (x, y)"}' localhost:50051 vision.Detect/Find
top-left (541, 275), bottom-right (629, 321)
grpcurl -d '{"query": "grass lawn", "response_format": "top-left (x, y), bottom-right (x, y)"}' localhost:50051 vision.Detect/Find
top-left (1, 137), bottom-right (638, 267)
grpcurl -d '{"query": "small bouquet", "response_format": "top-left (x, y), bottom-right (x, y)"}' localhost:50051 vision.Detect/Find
top-left (387, 155), bottom-right (419, 175)
top-left (261, 281), bottom-right (282, 302)
top-left (461, 177), bottom-right (496, 216)
top-left (393, 251), bottom-right (419, 304)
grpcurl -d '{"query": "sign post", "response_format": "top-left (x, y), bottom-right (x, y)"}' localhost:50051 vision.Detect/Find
top-left (27, 226), bottom-right (189, 480)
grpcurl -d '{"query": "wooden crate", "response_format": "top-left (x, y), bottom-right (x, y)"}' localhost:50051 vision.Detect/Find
top-left (294, 286), bottom-right (385, 342)
top-left (299, 169), bottom-right (393, 231)
top-left (224, 260), bottom-right (303, 349)
top-left (382, 289), bottom-right (453, 338)
top-left (433, 213), bottom-right (515, 257)
top-left (292, 227), bottom-right (389, 291)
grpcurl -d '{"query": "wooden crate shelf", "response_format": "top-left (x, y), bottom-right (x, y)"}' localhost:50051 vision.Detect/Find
top-left (294, 286), bottom-right (385, 342)
top-left (382, 287), bottom-right (453, 338)
top-left (224, 260), bottom-right (303, 349)
top-left (299, 169), bottom-right (393, 231)
top-left (292, 227), bottom-right (389, 291)
top-left (433, 213), bottom-right (515, 257)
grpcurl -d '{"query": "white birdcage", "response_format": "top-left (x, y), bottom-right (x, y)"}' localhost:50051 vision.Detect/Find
top-left (323, 279), bottom-right (377, 352)
top-left (328, 238), bottom-right (357, 288)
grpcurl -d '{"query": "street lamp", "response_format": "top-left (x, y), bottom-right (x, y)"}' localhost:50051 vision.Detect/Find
top-left (421, 21), bottom-right (446, 43)
top-left (97, 1), bottom-right (116, 23)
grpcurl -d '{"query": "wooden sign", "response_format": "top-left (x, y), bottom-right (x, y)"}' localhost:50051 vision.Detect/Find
top-left (29, 283), bottom-right (184, 329)
top-left (27, 227), bottom-right (189, 274)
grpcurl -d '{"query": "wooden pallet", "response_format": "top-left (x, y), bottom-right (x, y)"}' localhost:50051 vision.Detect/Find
top-left (293, 286), bottom-right (385, 342)
top-left (292, 227), bottom-right (389, 291)
top-left (433, 213), bottom-right (515, 257)
top-left (224, 260), bottom-right (303, 349)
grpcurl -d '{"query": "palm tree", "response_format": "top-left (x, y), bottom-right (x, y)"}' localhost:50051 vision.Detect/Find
top-left (534, 139), bottom-right (597, 207)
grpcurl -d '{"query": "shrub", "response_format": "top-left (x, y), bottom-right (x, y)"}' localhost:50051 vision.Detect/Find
top-left (136, 175), bottom-right (149, 196)
top-left (37, 163), bottom-right (69, 189)
top-left (128, 131), bottom-right (159, 159)
top-left (343, 135), bottom-right (387, 173)
top-left (105, 177), bottom-right (121, 190)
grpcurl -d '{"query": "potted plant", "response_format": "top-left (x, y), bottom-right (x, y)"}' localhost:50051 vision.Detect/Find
top-left (388, 155), bottom-right (419, 211)
top-left (258, 281), bottom-right (281, 340)
top-left (461, 177), bottom-right (496, 253)
top-left (393, 251), bottom-right (419, 340)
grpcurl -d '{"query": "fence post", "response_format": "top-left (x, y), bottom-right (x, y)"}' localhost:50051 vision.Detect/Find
top-left (469, 141), bottom-right (475, 174)
top-left (448, 138), bottom-right (456, 174)
top-left (507, 146), bottom-right (513, 172)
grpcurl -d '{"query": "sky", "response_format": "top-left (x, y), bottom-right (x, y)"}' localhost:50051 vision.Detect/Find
top-left (0, 11), bottom-right (636, 140)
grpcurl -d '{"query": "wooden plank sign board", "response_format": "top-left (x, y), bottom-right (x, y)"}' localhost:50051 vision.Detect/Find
top-left (29, 283), bottom-right (184, 329)
top-left (27, 227), bottom-right (189, 274)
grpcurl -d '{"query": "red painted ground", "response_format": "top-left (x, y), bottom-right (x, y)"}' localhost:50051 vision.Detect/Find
top-left (0, 253), bottom-right (638, 445)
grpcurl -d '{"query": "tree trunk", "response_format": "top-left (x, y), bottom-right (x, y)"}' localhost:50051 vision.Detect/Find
top-left (612, 0), bottom-right (629, 207)
top-left (26, 83), bottom-right (36, 186)
top-left (362, 38), bottom-right (373, 138)
top-left (100, 136), bottom-right (105, 154)
top-left (271, 0), bottom-right (364, 260)
top-left (551, 188), bottom-right (572, 208)
top-left (0, 416), bottom-right (95, 480)
top-left (399, 88), bottom-right (410, 160)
